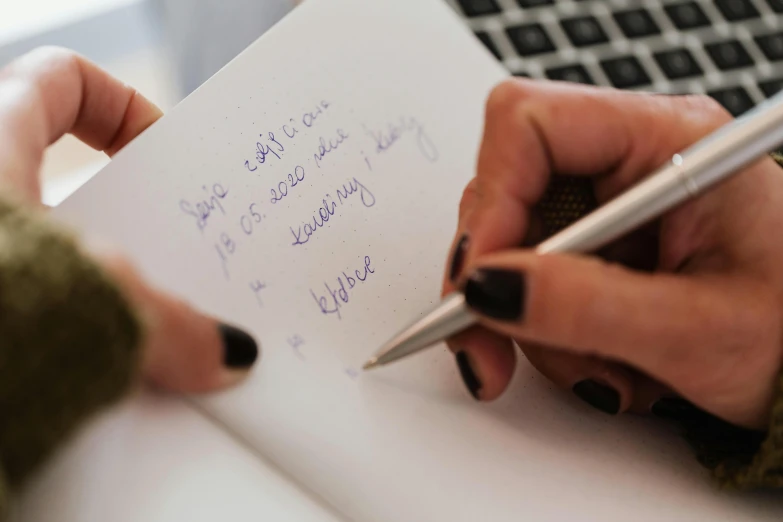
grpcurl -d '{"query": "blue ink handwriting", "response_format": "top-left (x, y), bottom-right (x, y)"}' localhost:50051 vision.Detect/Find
top-left (270, 165), bottom-right (306, 204)
top-left (243, 100), bottom-right (331, 171)
top-left (288, 335), bottom-right (306, 360)
top-left (289, 177), bottom-right (376, 247)
top-left (302, 100), bottom-right (331, 128)
top-left (310, 256), bottom-right (375, 320)
top-left (239, 203), bottom-right (265, 236)
top-left (214, 232), bottom-right (236, 280)
top-left (254, 132), bottom-right (285, 166)
top-left (363, 116), bottom-right (439, 163)
top-left (313, 129), bottom-right (349, 168)
top-left (249, 280), bottom-right (267, 307)
top-left (179, 183), bottom-right (229, 232)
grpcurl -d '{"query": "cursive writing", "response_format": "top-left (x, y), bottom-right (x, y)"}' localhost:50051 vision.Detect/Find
top-left (303, 100), bottom-right (331, 128)
top-left (363, 116), bottom-right (439, 163)
top-left (243, 100), bottom-right (331, 171)
top-left (310, 256), bottom-right (375, 320)
top-left (179, 183), bottom-right (230, 232)
top-left (289, 177), bottom-right (376, 247)
top-left (313, 129), bottom-right (350, 168)
top-left (254, 132), bottom-right (285, 166)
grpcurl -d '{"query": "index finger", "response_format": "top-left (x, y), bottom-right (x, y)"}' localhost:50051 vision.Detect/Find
top-left (0, 47), bottom-right (163, 202)
top-left (462, 79), bottom-right (731, 265)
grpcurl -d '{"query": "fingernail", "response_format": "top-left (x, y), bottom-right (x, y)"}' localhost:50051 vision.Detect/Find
top-left (651, 397), bottom-right (698, 421)
top-left (464, 268), bottom-right (525, 321)
top-left (456, 351), bottom-right (482, 400)
top-left (220, 324), bottom-right (259, 369)
top-left (572, 380), bottom-right (620, 415)
top-left (449, 234), bottom-right (469, 282)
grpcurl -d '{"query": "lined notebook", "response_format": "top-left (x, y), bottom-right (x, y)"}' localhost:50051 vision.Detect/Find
top-left (27, 0), bottom-right (783, 520)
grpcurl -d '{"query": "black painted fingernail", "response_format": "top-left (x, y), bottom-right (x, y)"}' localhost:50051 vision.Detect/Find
top-left (464, 268), bottom-right (525, 321)
top-left (456, 351), bottom-right (482, 400)
top-left (651, 397), bottom-right (698, 421)
top-left (220, 324), bottom-right (259, 369)
top-left (572, 380), bottom-right (620, 415)
top-left (449, 234), bottom-right (469, 282)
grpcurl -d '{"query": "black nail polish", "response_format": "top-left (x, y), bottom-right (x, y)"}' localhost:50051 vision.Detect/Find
top-left (464, 268), bottom-right (525, 321)
top-left (456, 351), bottom-right (482, 400)
top-left (220, 324), bottom-right (259, 369)
top-left (449, 234), bottom-right (469, 282)
top-left (572, 380), bottom-right (620, 415)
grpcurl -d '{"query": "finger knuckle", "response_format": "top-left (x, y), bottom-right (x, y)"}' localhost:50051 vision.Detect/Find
top-left (676, 94), bottom-right (733, 127)
top-left (681, 93), bottom-right (725, 114)
top-left (625, 93), bottom-right (732, 161)
top-left (458, 178), bottom-right (481, 218)
top-left (485, 79), bottom-right (530, 118)
top-left (31, 45), bottom-right (75, 60)
top-left (24, 46), bottom-right (80, 72)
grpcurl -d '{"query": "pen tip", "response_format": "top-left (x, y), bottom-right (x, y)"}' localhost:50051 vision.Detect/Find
top-left (362, 358), bottom-right (379, 371)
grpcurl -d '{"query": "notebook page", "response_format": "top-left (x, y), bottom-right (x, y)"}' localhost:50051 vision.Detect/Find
top-left (11, 391), bottom-right (341, 522)
top-left (53, 0), bottom-right (783, 520)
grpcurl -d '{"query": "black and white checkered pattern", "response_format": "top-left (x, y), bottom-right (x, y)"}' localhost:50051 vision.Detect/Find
top-left (448, 0), bottom-right (783, 116)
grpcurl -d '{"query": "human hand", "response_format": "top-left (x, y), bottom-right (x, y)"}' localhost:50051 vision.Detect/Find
top-left (0, 47), bottom-right (258, 393)
top-left (443, 79), bottom-right (783, 430)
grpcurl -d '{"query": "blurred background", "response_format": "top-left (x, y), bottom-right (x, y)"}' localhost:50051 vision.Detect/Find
top-left (3, 0), bottom-right (782, 204)
top-left (0, 0), bottom-right (297, 205)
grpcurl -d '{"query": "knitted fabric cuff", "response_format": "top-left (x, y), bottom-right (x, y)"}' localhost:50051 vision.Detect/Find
top-left (0, 198), bottom-right (142, 495)
top-left (0, 470), bottom-right (6, 520)
top-left (708, 373), bottom-right (783, 489)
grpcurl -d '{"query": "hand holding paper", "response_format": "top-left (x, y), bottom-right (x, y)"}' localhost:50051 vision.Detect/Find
top-left (0, 47), bottom-right (258, 392)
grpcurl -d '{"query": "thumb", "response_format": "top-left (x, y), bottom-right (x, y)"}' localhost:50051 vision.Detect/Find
top-left (457, 249), bottom-right (737, 384)
top-left (101, 257), bottom-right (259, 393)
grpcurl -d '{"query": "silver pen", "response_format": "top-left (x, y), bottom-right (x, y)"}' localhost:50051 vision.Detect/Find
top-left (363, 88), bottom-right (783, 371)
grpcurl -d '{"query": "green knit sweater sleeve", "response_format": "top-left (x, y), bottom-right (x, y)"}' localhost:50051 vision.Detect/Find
top-left (0, 197), bottom-right (142, 518)
top-left (711, 377), bottom-right (783, 488)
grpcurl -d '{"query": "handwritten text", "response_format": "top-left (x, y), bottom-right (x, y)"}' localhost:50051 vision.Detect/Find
top-left (289, 177), bottom-right (376, 246)
top-left (311, 255), bottom-right (375, 320)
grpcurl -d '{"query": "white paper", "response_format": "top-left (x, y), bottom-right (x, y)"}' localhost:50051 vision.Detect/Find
top-left (11, 392), bottom-right (341, 522)
top-left (53, 0), bottom-right (783, 520)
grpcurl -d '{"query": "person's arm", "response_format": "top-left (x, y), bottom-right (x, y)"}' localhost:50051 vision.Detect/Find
top-left (0, 47), bottom-right (260, 516)
top-left (0, 198), bottom-right (142, 517)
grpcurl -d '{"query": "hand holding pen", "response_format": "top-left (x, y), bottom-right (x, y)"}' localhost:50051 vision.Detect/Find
top-left (381, 80), bottom-right (783, 431)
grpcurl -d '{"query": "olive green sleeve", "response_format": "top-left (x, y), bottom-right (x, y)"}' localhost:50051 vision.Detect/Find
top-left (643, 377), bottom-right (781, 490)
top-left (0, 197), bottom-right (143, 518)
top-left (708, 374), bottom-right (783, 489)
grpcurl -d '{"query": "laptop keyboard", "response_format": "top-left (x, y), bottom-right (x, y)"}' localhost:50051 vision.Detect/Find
top-left (448, 0), bottom-right (783, 116)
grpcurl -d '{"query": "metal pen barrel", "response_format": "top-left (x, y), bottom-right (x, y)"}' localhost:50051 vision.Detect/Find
top-left (365, 89), bottom-right (783, 370)
top-left (538, 90), bottom-right (783, 255)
